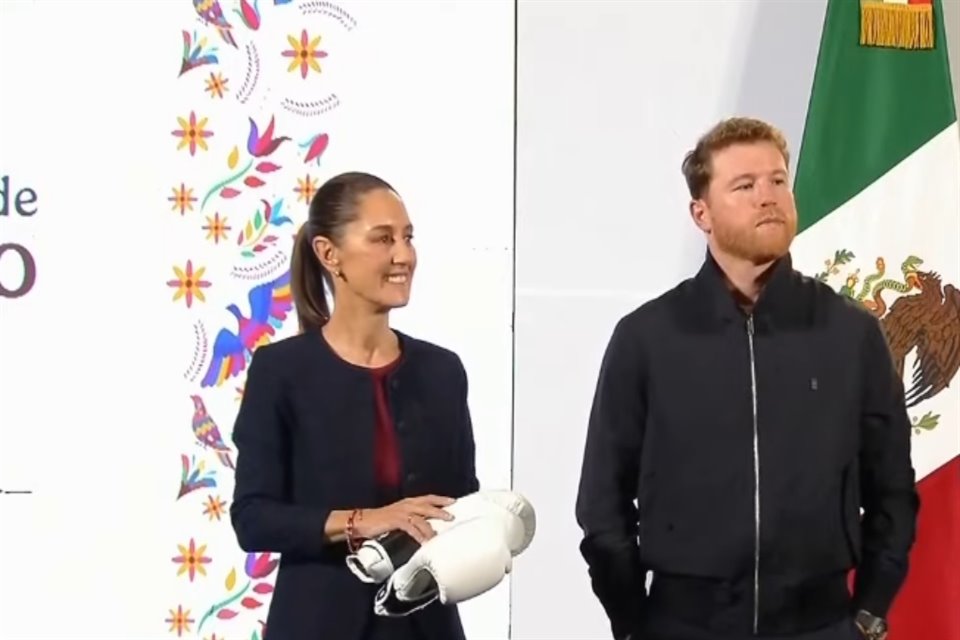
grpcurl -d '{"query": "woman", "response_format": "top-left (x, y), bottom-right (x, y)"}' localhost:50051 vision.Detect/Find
top-left (230, 171), bottom-right (480, 640)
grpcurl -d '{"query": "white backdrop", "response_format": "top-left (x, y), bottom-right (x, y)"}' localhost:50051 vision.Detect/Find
top-left (0, 1), bottom-right (513, 639)
top-left (511, 2), bottom-right (959, 639)
top-left (511, 2), bottom-right (827, 638)
top-left (4, 1), bottom-right (960, 639)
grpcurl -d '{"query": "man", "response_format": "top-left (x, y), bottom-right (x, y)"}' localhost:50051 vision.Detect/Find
top-left (575, 117), bottom-right (919, 640)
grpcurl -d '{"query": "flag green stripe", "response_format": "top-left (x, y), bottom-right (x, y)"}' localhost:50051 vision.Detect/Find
top-left (793, 0), bottom-right (957, 233)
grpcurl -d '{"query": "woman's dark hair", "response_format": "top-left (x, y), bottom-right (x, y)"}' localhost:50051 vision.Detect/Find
top-left (291, 171), bottom-right (396, 333)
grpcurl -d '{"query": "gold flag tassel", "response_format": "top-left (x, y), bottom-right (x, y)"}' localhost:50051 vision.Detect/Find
top-left (860, 1), bottom-right (934, 50)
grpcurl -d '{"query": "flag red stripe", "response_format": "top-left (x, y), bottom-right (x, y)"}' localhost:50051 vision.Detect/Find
top-left (888, 454), bottom-right (960, 640)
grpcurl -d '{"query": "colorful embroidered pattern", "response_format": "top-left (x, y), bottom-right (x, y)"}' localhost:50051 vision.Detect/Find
top-left (166, 1), bottom-right (358, 636)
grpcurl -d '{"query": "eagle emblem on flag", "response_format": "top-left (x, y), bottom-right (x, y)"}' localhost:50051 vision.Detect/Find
top-left (817, 249), bottom-right (960, 432)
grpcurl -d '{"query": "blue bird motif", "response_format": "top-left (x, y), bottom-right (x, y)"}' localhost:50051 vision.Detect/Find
top-left (201, 269), bottom-right (293, 388)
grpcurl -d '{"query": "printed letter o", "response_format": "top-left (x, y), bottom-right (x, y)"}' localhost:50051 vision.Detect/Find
top-left (0, 243), bottom-right (37, 299)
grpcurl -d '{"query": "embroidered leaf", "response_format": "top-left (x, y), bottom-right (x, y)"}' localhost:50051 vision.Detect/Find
top-left (244, 175), bottom-right (266, 188)
top-left (241, 597), bottom-right (263, 609)
top-left (241, 249), bottom-right (256, 258)
top-left (221, 187), bottom-right (242, 198)
top-left (256, 161), bottom-right (281, 173)
top-left (253, 210), bottom-right (263, 230)
top-left (225, 567), bottom-right (237, 591)
top-left (262, 235), bottom-right (278, 243)
top-left (252, 582), bottom-right (274, 594)
top-left (228, 146), bottom-right (240, 170)
top-left (835, 249), bottom-right (855, 264)
top-left (217, 608), bottom-right (239, 619)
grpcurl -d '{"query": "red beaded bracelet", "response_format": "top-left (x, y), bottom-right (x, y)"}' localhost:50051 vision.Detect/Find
top-left (345, 508), bottom-right (363, 552)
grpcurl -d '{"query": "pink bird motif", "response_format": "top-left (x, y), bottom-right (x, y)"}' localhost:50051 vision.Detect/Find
top-left (235, 0), bottom-right (261, 30)
top-left (299, 132), bottom-right (329, 165)
top-left (190, 394), bottom-right (235, 469)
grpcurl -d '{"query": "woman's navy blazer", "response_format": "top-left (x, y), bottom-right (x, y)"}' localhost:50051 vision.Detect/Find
top-left (230, 329), bottom-right (480, 640)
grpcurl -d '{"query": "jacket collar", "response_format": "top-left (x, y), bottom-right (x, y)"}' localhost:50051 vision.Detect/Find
top-left (313, 327), bottom-right (416, 376)
top-left (692, 249), bottom-right (808, 329)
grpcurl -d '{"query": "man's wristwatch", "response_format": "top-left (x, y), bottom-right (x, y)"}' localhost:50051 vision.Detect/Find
top-left (855, 609), bottom-right (889, 640)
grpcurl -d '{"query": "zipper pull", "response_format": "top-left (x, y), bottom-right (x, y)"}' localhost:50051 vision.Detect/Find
top-left (746, 315), bottom-right (755, 336)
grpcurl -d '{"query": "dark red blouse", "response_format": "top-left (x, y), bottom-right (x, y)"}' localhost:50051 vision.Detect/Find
top-left (369, 359), bottom-right (402, 490)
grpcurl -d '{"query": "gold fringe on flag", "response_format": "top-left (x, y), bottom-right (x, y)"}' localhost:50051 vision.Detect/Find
top-left (860, 1), bottom-right (934, 50)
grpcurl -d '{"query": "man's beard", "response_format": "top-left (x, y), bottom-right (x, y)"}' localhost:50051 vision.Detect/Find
top-left (713, 219), bottom-right (795, 265)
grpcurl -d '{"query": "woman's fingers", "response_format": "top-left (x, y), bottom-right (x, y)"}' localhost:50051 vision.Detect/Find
top-left (407, 515), bottom-right (436, 541)
top-left (413, 494), bottom-right (455, 507)
top-left (397, 515), bottom-right (434, 543)
top-left (411, 504), bottom-right (454, 521)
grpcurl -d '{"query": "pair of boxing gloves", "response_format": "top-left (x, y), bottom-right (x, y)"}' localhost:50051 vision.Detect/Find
top-left (345, 489), bottom-right (537, 616)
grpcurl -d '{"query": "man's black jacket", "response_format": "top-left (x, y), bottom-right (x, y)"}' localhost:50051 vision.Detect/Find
top-left (575, 251), bottom-right (919, 638)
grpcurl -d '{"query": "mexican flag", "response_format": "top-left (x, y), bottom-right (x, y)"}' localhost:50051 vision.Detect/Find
top-left (791, 1), bottom-right (960, 638)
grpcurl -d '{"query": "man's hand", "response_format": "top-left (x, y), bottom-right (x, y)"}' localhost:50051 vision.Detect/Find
top-left (854, 610), bottom-right (889, 640)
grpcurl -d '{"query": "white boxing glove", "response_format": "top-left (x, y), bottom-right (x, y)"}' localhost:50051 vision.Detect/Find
top-left (346, 529), bottom-right (420, 584)
top-left (369, 489), bottom-right (536, 616)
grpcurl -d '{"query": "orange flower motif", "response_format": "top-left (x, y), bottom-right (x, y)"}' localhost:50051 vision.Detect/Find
top-left (204, 72), bottom-right (229, 99)
top-left (172, 538), bottom-right (212, 581)
top-left (203, 495), bottom-right (227, 521)
top-left (172, 111), bottom-right (214, 156)
top-left (166, 260), bottom-right (212, 308)
top-left (202, 213), bottom-right (231, 244)
top-left (165, 605), bottom-right (195, 637)
top-left (282, 30), bottom-right (328, 79)
top-left (294, 174), bottom-right (319, 203)
top-left (168, 183), bottom-right (197, 215)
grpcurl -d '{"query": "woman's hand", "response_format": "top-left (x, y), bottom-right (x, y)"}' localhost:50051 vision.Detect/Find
top-left (355, 495), bottom-right (456, 543)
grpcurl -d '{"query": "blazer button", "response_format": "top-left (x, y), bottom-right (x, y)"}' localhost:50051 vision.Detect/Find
top-left (396, 419), bottom-right (406, 432)
top-left (390, 379), bottom-right (400, 390)
top-left (406, 471), bottom-right (417, 483)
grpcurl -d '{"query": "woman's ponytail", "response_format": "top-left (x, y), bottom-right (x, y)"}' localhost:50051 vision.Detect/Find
top-left (291, 223), bottom-right (330, 333)
top-left (292, 171), bottom-right (397, 332)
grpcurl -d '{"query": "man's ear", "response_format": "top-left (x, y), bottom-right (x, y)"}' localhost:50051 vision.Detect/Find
top-left (312, 235), bottom-right (339, 272)
top-left (689, 199), bottom-right (711, 233)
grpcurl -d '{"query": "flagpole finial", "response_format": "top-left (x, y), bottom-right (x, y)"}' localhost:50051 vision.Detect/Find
top-left (860, 0), bottom-right (935, 50)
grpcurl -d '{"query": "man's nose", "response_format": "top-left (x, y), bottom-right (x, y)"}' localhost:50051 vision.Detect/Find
top-left (755, 179), bottom-right (778, 207)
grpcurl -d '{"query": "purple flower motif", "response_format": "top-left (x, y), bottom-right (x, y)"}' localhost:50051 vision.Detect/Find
top-left (247, 116), bottom-right (290, 157)
top-left (245, 552), bottom-right (279, 579)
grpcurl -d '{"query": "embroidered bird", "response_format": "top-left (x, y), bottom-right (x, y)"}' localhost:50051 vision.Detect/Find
top-left (190, 394), bottom-right (235, 469)
top-left (193, 0), bottom-right (239, 49)
top-left (201, 269), bottom-right (293, 388)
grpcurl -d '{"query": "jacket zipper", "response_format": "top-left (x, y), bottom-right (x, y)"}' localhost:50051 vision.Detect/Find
top-left (746, 315), bottom-right (760, 634)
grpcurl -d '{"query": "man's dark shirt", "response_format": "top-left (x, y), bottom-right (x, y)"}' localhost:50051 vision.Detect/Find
top-left (575, 251), bottom-right (919, 638)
